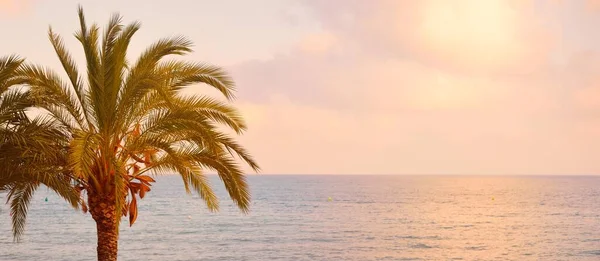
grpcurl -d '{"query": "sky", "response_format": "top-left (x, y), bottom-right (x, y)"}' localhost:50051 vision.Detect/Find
top-left (2, 0), bottom-right (600, 175)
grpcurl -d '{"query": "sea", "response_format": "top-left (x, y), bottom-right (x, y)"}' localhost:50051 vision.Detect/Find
top-left (1, 175), bottom-right (599, 261)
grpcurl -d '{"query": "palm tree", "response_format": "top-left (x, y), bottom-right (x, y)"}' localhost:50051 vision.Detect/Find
top-left (18, 7), bottom-right (259, 261)
top-left (0, 55), bottom-right (79, 241)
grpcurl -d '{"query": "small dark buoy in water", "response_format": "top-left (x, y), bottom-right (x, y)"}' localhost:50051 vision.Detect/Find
top-left (45, 197), bottom-right (48, 202)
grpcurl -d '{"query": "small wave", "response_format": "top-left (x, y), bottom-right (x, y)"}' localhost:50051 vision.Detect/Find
top-left (465, 245), bottom-right (487, 251)
top-left (582, 250), bottom-right (600, 256)
top-left (396, 235), bottom-right (441, 240)
top-left (377, 257), bottom-right (421, 261)
top-left (582, 238), bottom-right (600, 242)
top-left (397, 235), bottom-right (419, 239)
top-left (410, 243), bottom-right (435, 249)
top-left (354, 201), bottom-right (376, 204)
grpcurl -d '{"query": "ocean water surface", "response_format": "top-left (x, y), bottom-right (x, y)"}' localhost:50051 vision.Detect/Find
top-left (1, 175), bottom-right (600, 260)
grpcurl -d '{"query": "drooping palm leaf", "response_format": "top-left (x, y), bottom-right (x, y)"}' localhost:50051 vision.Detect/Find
top-left (0, 55), bottom-right (79, 241)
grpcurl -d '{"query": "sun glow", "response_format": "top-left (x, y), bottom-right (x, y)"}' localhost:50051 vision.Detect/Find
top-left (410, 72), bottom-right (481, 110)
top-left (417, 0), bottom-right (524, 69)
top-left (0, 0), bottom-right (27, 15)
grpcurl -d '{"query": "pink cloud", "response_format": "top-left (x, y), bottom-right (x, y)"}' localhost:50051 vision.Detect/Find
top-left (587, 0), bottom-right (600, 11)
top-left (297, 32), bottom-right (337, 54)
top-left (298, 0), bottom-right (555, 76)
top-left (224, 0), bottom-right (600, 174)
top-left (236, 94), bottom-right (599, 174)
top-left (565, 51), bottom-right (600, 114)
top-left (230, 47), bottom-right (586, 174)
top-left (573, 86), bottom-right (600, 111)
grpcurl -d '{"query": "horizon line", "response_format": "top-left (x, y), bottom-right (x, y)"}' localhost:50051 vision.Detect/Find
top-left (202, 173), bottom-right (600, 176)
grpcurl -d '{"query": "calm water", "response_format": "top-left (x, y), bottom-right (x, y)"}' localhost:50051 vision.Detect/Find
top-left (1, 175), bottom-right (600, 260)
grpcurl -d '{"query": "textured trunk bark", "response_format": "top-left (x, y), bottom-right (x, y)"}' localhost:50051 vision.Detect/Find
top-left (89, 193), bottom-right (118, 261)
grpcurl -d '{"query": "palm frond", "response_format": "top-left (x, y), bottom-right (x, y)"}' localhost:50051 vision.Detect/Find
top-left (17, 64), bottom-right (86, 129)
top-left (171, 95), bottom-right (247, 134)
top-left (156, 60), bottom-right (236, 100)
top-left (74, 7), bottom-right (103, 131)
top-left (48, 27), bottom-right (91, 130)
top-left (117, 37), bottom-right (193, 114)
top-left (192, 151), bottom-right (250, 213)
top-left (101, 13), bottom-right (125, 129)
top-left (212, 133), bottom-right (260, 172)
top-left (0, 54), bottom-right (79, 243)
top-left (147, 146), bottom-right (219, 211)
top-left (0, 55), bottom-right (25, 93)
top-left (8, 182), bottom-right (39, 242)
top-left (68, 130), bottom-right (101, 188)
top-left (0, 88), bottom-right (30, 124)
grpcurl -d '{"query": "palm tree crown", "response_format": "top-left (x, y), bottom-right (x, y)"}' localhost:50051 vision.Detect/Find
top-left (15, 6), bottom-right (259, 260)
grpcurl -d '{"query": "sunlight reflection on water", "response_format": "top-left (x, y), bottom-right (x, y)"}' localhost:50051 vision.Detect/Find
top-left (1, 175), bottom-right (600, 260)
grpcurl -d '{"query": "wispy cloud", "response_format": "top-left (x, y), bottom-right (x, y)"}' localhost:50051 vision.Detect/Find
top-left (228, 0), bottom-right (600, 174)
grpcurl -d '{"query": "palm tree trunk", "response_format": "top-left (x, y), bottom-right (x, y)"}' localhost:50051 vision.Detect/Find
top-left (89, 193), bottom-right (118, 261)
